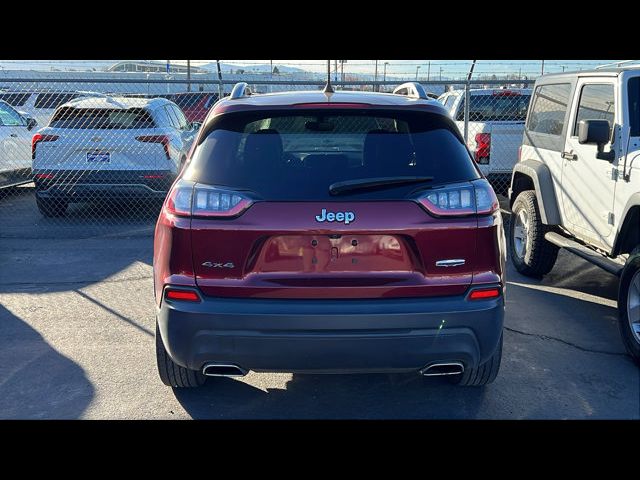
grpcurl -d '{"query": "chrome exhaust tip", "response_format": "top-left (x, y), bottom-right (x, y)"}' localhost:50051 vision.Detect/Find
top-left (419, 362), bottom-right (464, 376)
top-left (202, 363), bottom-right (248, 377)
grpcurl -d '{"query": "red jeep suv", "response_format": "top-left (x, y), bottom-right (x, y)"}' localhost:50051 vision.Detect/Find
top-left (154, 82), bottom-right (506, 388)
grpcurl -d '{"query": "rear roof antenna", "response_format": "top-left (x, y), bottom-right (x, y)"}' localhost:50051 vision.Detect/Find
top-left (323, 60), bottom-right (334, 95)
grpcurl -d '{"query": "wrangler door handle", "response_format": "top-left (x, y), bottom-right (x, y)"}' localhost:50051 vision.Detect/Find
top-left (562, 151), bottom-right (577, 160)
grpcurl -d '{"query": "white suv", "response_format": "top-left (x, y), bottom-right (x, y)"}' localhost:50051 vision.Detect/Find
top-left (0, 90), bottom-right (104, 128)
top-left (32, 96), bottom-right (199, 216)
top-left (0, 99), bottom-right (38, 188)
top-left (509, 66), bottom-right (640, 363)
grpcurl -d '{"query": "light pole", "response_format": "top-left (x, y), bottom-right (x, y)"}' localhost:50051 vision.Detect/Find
top-left (427, 61), bottom-right (431, 81)
top-left (439, 66), bottom-right (443, 80)
top-left (383, 62), bottom-right (389, 82)
top-left (415, 65), bottom-right (421, 81)
top-left (187, 59), bottom-right (191, 92)
top-left (374, 60), bottom-right (378, 92)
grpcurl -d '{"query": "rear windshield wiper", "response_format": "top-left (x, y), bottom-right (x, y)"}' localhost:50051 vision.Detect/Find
top-left (329, 176), bottom-right (434, 196)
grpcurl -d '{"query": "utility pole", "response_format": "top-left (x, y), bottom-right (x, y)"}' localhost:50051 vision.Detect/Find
top-left (334, 60), bottom-right (338, 82)
top-left (541, 59), bottom-right (545, 76)
top-left (340, 60), bottom-right (345, 83)
top-left (427, 61), bottom-right (431, 81)
top-left (216, 59), bottom-right (223, 99)
top-left (439, 66), bottom-right (443, 80)
top-left (374, 60), bottom-right (378, 92)
top-left (187, 59), bottom-right (191, 92)
top-left (415, 65), bottom-right (421, 80)
top-left (270, 60), bottom-right (273, 93)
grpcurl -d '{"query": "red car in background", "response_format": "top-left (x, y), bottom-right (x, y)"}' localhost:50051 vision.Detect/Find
top-left (168, 92), bottom-right (218, 123)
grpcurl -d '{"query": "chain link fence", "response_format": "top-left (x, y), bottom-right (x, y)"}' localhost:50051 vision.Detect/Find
top-left (0, 76), bottom-right (534, 238)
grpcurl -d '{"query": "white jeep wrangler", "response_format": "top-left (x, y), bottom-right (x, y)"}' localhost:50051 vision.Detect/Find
top-left (509, 66), bottom-right (640, 363)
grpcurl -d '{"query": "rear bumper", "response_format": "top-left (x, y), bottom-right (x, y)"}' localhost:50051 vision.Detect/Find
top-left (33, 169), bottom-right (176, 200)
top-left (157, 287), bottom-right (504, 374)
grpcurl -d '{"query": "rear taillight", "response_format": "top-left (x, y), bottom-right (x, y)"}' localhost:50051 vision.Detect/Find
top-left (468, 287), bottom-right (501, 300)
top-left (136, 135), bottom-right (171, 160)
top-left (31, 134), bottom-right (59, 160)
top-left (417, 179), bottom-right (499, 217)
top-left (474, 133), bottom-right (491, 164)
top-left (492, 90), bottom-right (520, 97)
top-left (165, 289), bottom-right (200, 302)
top-left (165, 180), bottom-right (253, 218)
top-left (34, 173), bottom-right (55, 180)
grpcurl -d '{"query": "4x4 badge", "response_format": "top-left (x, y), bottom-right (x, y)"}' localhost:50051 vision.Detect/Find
top-left (202, 261), bottom-right (235, 268)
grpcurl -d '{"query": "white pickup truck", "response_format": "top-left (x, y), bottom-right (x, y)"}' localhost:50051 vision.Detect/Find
top-left (438, 88), bottom-right (532, 195)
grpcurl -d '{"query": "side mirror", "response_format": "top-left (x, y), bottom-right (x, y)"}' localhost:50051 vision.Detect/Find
top-left (26, 117), bottom-right (38, 131)
top-left (578, 119), bottom-right (615, 161)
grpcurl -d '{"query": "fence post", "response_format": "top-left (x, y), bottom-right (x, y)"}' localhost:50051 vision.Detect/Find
top-left (463, 81), bottom-right (470, 143)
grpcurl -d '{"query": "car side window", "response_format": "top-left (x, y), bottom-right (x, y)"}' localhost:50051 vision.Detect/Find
top-left (444, 94), bottom-right (457, 113)
top-left (572, 84), bottom-right (615, 137)
top-left (526, 83), bottom-right (572, 136)
top-left (0, 102), bottom-right (25, 126)
top-left (165, 105), bottom-right (183, 130)
top-left (172, 105), bottom-right (189, 130)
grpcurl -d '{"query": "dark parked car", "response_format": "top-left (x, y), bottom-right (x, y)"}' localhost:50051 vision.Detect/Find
top-left (154, 82), bottom-right (506, 388)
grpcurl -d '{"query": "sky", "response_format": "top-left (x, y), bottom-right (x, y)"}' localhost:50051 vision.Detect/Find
top-left (0, 60), bottom-right (625, 78)
top-left (197, 60), bottom-right (623, 76)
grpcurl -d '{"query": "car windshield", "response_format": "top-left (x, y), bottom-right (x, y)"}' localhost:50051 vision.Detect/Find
top-left (49, 107), bottom-right (156, 129)
top-left (185, 109), bottom-right (480, 201)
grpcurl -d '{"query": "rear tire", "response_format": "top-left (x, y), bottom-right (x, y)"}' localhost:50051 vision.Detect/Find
top-left (509, 190), bottom-right (558, 277)
top-left (155, 322), bottom-right (206, 388)
top-left (36, 196), bottom-right (68, 217)
top-left (452, 334), bottom-right (503, 386)
top-left (617, 248), bottom-right (640, 364)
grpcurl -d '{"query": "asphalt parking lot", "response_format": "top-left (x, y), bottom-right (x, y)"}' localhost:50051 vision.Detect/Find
top-left (0, 186), bottom-right (638, 419)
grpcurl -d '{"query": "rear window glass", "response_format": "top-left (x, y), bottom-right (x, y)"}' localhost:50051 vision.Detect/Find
top-left (50, 107), bottom-right (156, 129)
top-left (0, 92), bottom-right (31, 107)
top-left (186, 109), bottom-right (479, 201)
top-left (34, 93), bottom-right (79, 109)
top-left (455, 91), bottom-right (531, 121)
top-left (526, 83), bottom-right (572, 136)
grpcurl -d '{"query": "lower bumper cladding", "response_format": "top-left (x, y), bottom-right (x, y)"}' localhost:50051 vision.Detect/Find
top-left (157, 286), bottom-right (504, 374)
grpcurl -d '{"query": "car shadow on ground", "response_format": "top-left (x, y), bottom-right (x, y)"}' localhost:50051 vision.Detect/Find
top-left (0, 304), bottom-right (94, 419)
top-left (174, 373), bottom-right (489, 419)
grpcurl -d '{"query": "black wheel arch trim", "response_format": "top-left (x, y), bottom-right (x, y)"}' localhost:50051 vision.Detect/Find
top-left (510, 159), bottom-right (561, 225)
top-left (612, 193), bottom-right (640, 257)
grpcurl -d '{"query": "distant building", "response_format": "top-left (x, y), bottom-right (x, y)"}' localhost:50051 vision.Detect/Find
top-left (107, 61), bottom-right (207, 74)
